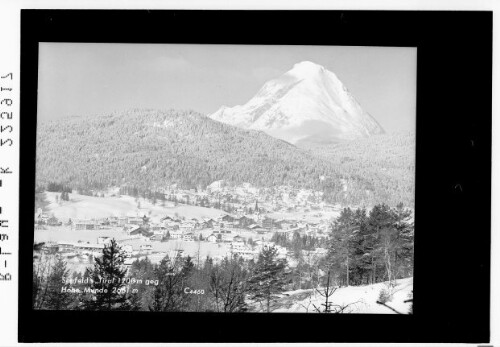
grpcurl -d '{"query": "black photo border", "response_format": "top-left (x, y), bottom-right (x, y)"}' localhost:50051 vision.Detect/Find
top-left (19, 10), bottom-right (492, 343)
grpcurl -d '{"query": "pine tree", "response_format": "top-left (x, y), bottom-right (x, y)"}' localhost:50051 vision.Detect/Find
top-left (247, 245), bottom-right (290, 312)
top-left (363, 204), bottom-right (392, 284)
top-left (327, 208), bottom-right (357, 286)
top-left (291, 231), bottom-right (303, 259)
top-left (82, 239), bottom-right (130, 311)
top-left (392, 203), bottom-right (414, 279)
top-left (45, 258), bottom-right (74, 310)
top-left (126, 291), bottom-right (143, 311)
top-left (127, 258), bottom-right (155, 310)
top-left (149, 254), bottom-right (193, 312)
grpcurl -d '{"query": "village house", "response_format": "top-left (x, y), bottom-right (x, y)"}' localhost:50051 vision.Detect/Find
top-left (221, 221), bottom-right (235, 228)
top-left (108, 217), bottom-right (119, 227)
top-left (164, 221), bottom-right (180, 230)
top-left (120, 244), bottom-right (133, 257)
top-left (124, 258), bottom-right (134, 267)
top-left (262, 217), bottom-right (275, 229)
top-left (183, 232), bottom-right (194, 242)
top-left (190, 218), bottom-right (201, 228)
top-left (73, 219), bottom-right (99, 230)
top-left (161, 216), bottom-right (174, 223)
top-left (75, 242), bottom-right (105, 253)
top-left (129, 226), bottom-right (153, 238)
top-left (117, 217), bottom-right (128, 227)
top-left (231, 238), bottom-right (256, 259)
top-left (201, 219), bottom-right (214, 229)
top-left (237, 216), bottom-right (255, 228)
top-left (128, 216), bottom-right (146, 225)
top-left (247, 223), bottom-right (262, 230)
top-left (206, 234), bottom-right (218, 243)
top-left (221, 232), bottom-right (234, 242)
top-left (125, 224), bottom-right (141, 234)
top-left (180, 221), bottom-right (195, 229)
top-left (34, 209), bottom-right (51, 225)
top-left (140, 244), bottom-right (153, 253)
top-left (169, 229), bottom-right (184, 239)
top-left (220, 214), bottom-right (235, 223)
top-left (153, 229), bottom-right (165, 236)
top-left (98, 218), bottom-right (111, 227)
top-left (150, 222), bottom-right (166, 232)
top-left (150, 234), bottom-right (163, 241)
top-left (57, 241), bottom-right (76, 252)
top-left (57, 241), bottom-right (106, 255)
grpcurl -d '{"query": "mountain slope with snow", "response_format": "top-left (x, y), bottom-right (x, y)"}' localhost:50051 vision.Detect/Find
top-left (209, 61), bottom-right (385, 144)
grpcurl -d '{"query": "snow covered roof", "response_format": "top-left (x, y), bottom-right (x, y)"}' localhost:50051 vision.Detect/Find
top-left (57, 241), bottom-right (76, 246)
top-left (75, 243), bottom-right (105, 249)
top-left (248, 224), bottom-right (261, 229)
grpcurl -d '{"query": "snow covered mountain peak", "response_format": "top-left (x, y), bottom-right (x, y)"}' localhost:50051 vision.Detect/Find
top-left (208, 61), bottom-right (385, 145)
top-left (288, 61), bottom-right (325, 78)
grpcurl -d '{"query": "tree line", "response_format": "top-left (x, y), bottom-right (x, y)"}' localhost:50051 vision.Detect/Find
top-left (326, 203), bottom-right (414, 287)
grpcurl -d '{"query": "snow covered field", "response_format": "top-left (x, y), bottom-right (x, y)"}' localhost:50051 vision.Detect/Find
top-left (34, 227), bottom-right (127, 243)
top-left (42, 192), bottom-right (226, 222)
top-left (272, 277), bottom-right (413, 314)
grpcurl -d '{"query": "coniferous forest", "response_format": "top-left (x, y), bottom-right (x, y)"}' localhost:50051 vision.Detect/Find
top-left (35, 109), bottom-right (414, 207)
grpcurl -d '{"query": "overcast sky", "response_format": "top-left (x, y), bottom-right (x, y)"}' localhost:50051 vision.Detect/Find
top-left (38, 43), bottom-right (416, 133)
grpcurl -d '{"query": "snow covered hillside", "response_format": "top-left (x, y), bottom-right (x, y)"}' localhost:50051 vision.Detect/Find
top-left (271, 277), bottom-right (413, 314)
top-left (41, 191), bottom-right (224, 223)
top-left (209, 61), bottom-right (384, 144)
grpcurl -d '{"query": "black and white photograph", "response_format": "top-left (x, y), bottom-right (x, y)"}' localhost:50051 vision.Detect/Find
top-left (31, 43), bottom-right (416, 314)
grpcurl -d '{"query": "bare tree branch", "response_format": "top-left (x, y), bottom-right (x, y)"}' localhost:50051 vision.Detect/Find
top-left (376, 300), bottom-right (405, 314)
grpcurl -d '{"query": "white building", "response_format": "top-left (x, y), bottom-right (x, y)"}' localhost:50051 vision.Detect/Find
top-left (140, 244), bottom-right (153, 253)
top-left (121, 244), bottom-right (133, 257)
top-left (97, 236), bottom-right (112, 245)
top-left (207, 234), bottom-right (218, 243)
top-left (183, 232), bottom-right (194, 242)
top-left (170, 229), bottom-right (183, 239)
top-left (73, 219), bottom-right (99, 230)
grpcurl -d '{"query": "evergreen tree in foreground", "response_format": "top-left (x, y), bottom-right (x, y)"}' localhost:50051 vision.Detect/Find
top-left (45, 257), bottom-right (74, 310)
top-left (247, 245), bottom-right (291, 312)
top-left (149, 254), bottom-right (193, 312)
top-left (327, 207), bottom-right (358, 286)
top-left (82, 239), bottom-right (131, 311)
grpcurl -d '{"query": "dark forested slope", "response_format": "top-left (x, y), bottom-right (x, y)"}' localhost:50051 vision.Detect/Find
top-left (299, 132), bottom-right (415, 207)
top-left (35, 109), bottom-right (414, 206)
